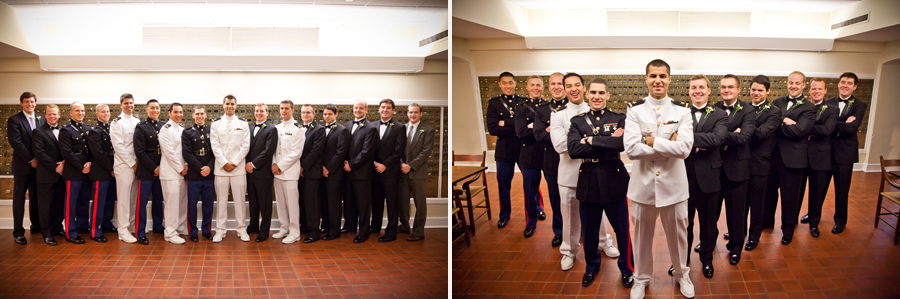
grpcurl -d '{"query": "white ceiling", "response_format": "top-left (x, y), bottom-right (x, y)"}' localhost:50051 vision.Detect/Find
top-left (1, 0), bottom-right (446, 6)
top-left (506, 0), bottom-right (859, 13)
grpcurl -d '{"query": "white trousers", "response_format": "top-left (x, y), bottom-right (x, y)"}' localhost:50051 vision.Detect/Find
top-left (215, 175), bottom-right (247, 232)
top-left (273, 178), bottom-right (300, 237)
top-left (161, 179), bottom-right (188, 238)
top-left (631, 200), bottom-right (689, 284)
top-left (559, 185), bottom-right (612, 258)
top-left (114, 164), bottom-right (138, 234)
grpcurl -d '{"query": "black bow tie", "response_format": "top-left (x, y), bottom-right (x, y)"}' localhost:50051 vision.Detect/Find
top-left (301, 124), bottom-right (311, 129)
top-left (50, 126), bottom-right (59, 130)
top-left (723, 105), bottom-right (734, 112)
top-left (380, 121), bottom-right (390, 126)
top-left (840, 98), bottom-right (851, 102)
top-left (690, 106), bottom-right (705, 113)
top-left (353, 120), bottom-right (364, 125)
top-left (325, 124), bottom-right (335, 129)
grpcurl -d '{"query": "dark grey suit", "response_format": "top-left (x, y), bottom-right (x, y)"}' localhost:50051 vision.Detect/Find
top-left (399, 123), bottom-right (434, 238)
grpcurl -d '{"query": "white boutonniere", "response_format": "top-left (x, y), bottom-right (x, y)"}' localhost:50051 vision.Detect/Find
top-left (848, 99), bottom-right (855, 108)
top-left (419, 128), bottom-right (425, 133)
top-left (735, 104), bottom-right (742, 113)
top-left (758, 104), bottom-right (771, 114)
top-left (261, 123), bottom-right (267, 129)
top-left (704, 106), bottom-right (715, 119)
top-left (818, 104), bottom-right (828, 116)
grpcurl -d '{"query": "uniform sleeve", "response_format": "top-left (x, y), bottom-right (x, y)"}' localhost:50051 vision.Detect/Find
top-left (237, 122), bottom-right (251, 163)
top-left (591, 115), bottom-right (626, 152)
top-left (486, 102), bottom-right (516, 137)
top-left (550, 112), bottom-right (569, 154)
top-left (515, 105), bottom-right (534, 141)
top-left (209, 122), bottom-right (227, 163)
top-left (652, 109), bottom-right (694, 159)
top-left (133, 125), bottom-right (154, 170)
top-left (624, 107), bottom-right (663, 160)
top-left (110, 121), bottom-right (136, 166)
top-left (160, 127), bottom-right (184, 171)
top-left (87, 127), bottom-right (113, 174)
top-left (275, 128), bottom-right (304, 171)
top-left (59, 128), bottom-right (84, 170)
top-left (567, 119), bottom-right (591, 159)
top-left (182, 130), bottom-right (203, 172)
top-left (533, 108), bottom-right (551, 143)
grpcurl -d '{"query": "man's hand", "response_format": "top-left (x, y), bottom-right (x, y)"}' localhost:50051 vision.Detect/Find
top-left (30, 159), bottom-right (37, 168)
top-left (323, 167), bottom-right (329, 178)
top-left (271, 164), bottom-right (282, 175)
top-left (132, 163), bottom-right (138, 172)
top-left (527, 123), bottom-right (533, 129)
top-left (300, 167), bottom-right (304, 177)
top-left (56, 161), bottom-right (64, 174)
top-left (154, 166), bottom-right (160, 176)
top-left (82, 162), bottom-right (91, 174)
top-left (223, 163), bottom-right (236, 172)
top-left (669, 132), bottom-right (678, 141)
top-left (375, 163), bottom-right (386, 173)
top-left (343, 160), bottom-right (351, 172)
top-left (580, 137), bottom-right (587, 145)
top-left (846, 116), bottom-right (856, 123)
top-left (401, 163), bottom-right (411, 174)
top-left (587, 137), bottom-right (593, 145)
top-left (181, 165), bottom-right (188, 176)
top-left (545, 127), bottom-right (550, 132)
top-left (783, 118), bottom-right (797, 125)
top-left (111, 171), bottom-right (115, 177)
top-left (734, 128), bottom-right (741, 133)
top-left (245, 162), bottom-right (254, 173)
top-left (612, 128), bottom-right (624, 137)
top-left (200, 166), bottom-right (210, 177)
top-left (645, 136), bottom-right (655, 147)
top-left (499, 120), bottom-right (505, 127)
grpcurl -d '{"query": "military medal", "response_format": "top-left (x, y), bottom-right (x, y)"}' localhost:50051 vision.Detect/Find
top-left (199, 147), bottom-right (205, 156)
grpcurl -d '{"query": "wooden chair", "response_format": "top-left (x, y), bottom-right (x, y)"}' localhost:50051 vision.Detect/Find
top-left (875, 156), bottom-right (900, 245)
top-left (452, 150), bottom-right (491, 235)
top-left (452, 189), bottom-right (471, 247)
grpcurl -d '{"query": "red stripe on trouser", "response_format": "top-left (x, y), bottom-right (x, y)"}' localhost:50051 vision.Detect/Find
top-left (625, 197), bottom-right (634, 272)
top-left (136, 181), bottom-right (141, 237)
top-left (92, 181), bottom-right (99, 238)
top-left (186, 180), bottom-right (190, 235)
top-left (65, 181), bottom-right (71, 240)
top-left (538, 187), bottom-right (544, 209)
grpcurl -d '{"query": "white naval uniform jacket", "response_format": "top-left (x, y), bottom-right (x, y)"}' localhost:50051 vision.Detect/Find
top-left (159, 119), bottom-right (186, 181)
top-left (210, 114), bottom-right (251, 177)
top-left (110, 113), bottom-right (141, 168)
top-left (550, 101), bottom-right (590, 188)
top-left (273, 119), bottom-right (305, 181)
top-left (624, 96), bottom-right (695, 207)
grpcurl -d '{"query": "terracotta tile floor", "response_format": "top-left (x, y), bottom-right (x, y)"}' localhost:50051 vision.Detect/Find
top-left (453, 171), bottom-right (900, 298)
top-left (0, 227), bottom-right (447, 299)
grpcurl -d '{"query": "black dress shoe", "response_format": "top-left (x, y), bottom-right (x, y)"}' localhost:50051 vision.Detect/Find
top-left (694, 244), bottom-right (701, 252)
top-left (723, 233), bottom-right (730, 240)
top-left (203, 233), bottom-right (213, 241)
top-left (90, 236), bottom-right (108, 243)
top-left (137, 237), bottom-right (149, 245)
top-left (353, 236), bottom-right (367, 243)
top-left (406, 235), bottom-right (424, 242)
top-left (781, 236), bottom-right (792, 245)
top-left (810, 227), bottom-right (820, 238)
top-left (622, 274), bottom-right (634, 288)
top-left (340, 228), bottom-right (356, 234)
top-left (54, 231), bottom-right (65, 237)
top-left (377, 236), bottom-right (396, 242)
top-left (14, 235), bottom-right (26, 245)
top-left (303, 237), bottom-right (319, 243)
top-left (322, 234), bottom-right (337, 241)
top-left (800, 214), bottom-right (810, 224)
top-left (729, 254), bottom-right (740, 265)
top-left (66, 236), bottom-right (85, 244)
top-left (582, 271), bottom-right (598, 287)
top-left (190, 235), bottom-right (199, 243)
top-left (832, 223), bottom-right (845, 234)
top-left (668, 265), bottom-right (674, 276)
top-left (702, 264), bottom-right (714, 278)
top-left (538, 211), bottom-right (546, 221)
top-left (255, 235), bottom-right (268, 243)
top-left (524, 227), bottom-right (535, 238)
top-left (551, 234), bottom-right (562, 247)
top-left (44, 237), bottom-right (57, 246)
top-left (745, 239), bottom-right (758, 251)
top-left (497, 219), bottom-right (509, 229)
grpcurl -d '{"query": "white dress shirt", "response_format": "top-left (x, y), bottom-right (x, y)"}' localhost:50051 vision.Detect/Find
top-left (110, 113), bottom-right (141, 168)
top-left (273, 118), bottom-right (305, 181)
top-left (159, 119), bottom-right (186, 181)
top-left (549, 101), bottom-right (590, 187)
top-left (210, 114), bottom-right (251, 177)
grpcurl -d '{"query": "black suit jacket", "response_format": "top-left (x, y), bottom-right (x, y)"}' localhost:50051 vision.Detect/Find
top-left (32, 122), bottom-right (63, 182)
top-left (533, 99), bottom-right (566, 176)
top-left (807, 102), bottom-right (839, 171)
top-left (133, 119), bottom-right (164, 181)
top-left (247, 121), bottom-right (278, 180)
top-left (346, 119), bottom-right (377, 181)
top-left (827, 96), bottom-right (867, 164)
top-left (515, 98), bottom-right (543, 169)
top-left (566, 109), bottom-right (629, 204)
top-left (772, 95), bottom-right (816, 169)
top-left (748, 101), bottom-right (783, 176)
top-left (59, 120), bottom-right (92, 181)
top-left (87, 122), bottom-right (114, 181)
top-left (299, 122), bottom-right (326, 179)
top-left (8, 112), bottom-right (44, 176)
top-left (486, 94), bottom-right (526, 162)
top-left (322, 123), bottom-right (350, 181)
top-left (404, 124), bottom-right (435, 180)
top-left (714, 100), bottom-right (756, 182)
top-left (685, 105), bottom-right (728, 193)
top-left (372, 119), bottom-right (407, 179)
top-left (182, 124), bottom-right (216, 181)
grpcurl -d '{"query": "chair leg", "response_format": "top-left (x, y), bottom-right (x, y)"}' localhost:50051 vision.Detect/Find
top-left (894, 208), bottom-right (900, 246)
top-left (460, 213), bottom-right (471, 247)
top-left (875, 194), bottom-right (883, 228)
top-left (466, 189), bottom-right (477, 236)
top-left (484, 188), bottom-right (492, 220)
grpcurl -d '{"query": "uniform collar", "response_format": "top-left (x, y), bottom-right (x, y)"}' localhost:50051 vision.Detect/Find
top-left (221, 114), bottom-right (237, 121)
top-left (645, 95), bottom-right (672, 106)
top-left (119, 112), bottom-right (133, 119)
top-left (166, 119), bottom-right (181, 127)
top-left (282, 118), bottom-right (295, 124)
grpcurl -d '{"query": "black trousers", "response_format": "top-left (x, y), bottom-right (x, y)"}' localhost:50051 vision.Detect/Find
top-left (302, 178), bottom-right (321, 239)
top-left (13, 171), bottom-right (40, 236)
top-left (344, 177), bottom-right (371, 238)
top-left (247, 177), bottom-right (274, 235)
top-left (764, 150), bottom-right (804, 238)
top-left (580, 198), bottom-right (634, 275)
top-left (687, 177), bottom-right (718, 266)
top-left (826, 163), bottom-right (854, 226)
top-left (320, 178), bottom-right (343, 236)
top-left (745, 174), bottom-right (769, 243)
top-left (803, 169), bottom-right (830, 228)
top-left (719, 175), bottom-right (748, 255)
top-left (371, 173), bottom-right (400, 239)
top-left (38, 181), bottom-right (64, 238)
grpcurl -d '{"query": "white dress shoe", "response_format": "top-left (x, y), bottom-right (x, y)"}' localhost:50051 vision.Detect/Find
top-left (601, 245), bottom-right (620, 258)
top-left (238, 230), bottom-right (250, 242)
top-left (282, 234), bottom-right (300, 244)
top-left (561, 255), bottom-right (575, 271)
top-left (118, 233), bottom-right (137, 244)
top-left (213, 232), bottom-right (225, 243)
top-left (165, 236), bottom-right (186, 244)
top-left (630, 282), bottom-right (646, 299)
top-left (676, 277), bottom-right (695, 298)
top-left (273, 230), bottom-right (289, 239)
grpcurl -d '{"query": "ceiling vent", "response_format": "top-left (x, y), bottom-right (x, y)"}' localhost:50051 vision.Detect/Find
top-left (419, 30), bottom-right (448, 47)
top-left (831, 13), bottom-right (869, 30)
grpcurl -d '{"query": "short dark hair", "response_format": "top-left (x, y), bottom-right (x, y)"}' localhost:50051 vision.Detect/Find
top-left (499, 71), bottom-right (515, 81)
top-left (840, 72), bottom-right (858, 85)
top-left (120, 93), bottom-right (133, 103)
top-left (301, 104), bottom-right (315, 112)
top-left (722, 74), bottom-right (741, 89)
top-left (223, 95), bottom-right (237, 103)
top-left (147, 99), bottom-right (159, 106)
top-left (587, 77), bottom-right (608, 91)
top-left (645, 59), bottom-right (670, 76)
top-left (168, 102), bottom-right (182, 112)
top-left (751, 75), bottom-right (770, 91)
top-left (280, 99), bottom-right (294, 107)
top-left (193, 106), bottom-right (205, 113)
top-left (19, 92), bottom-right (36, 103)
top-left (563, 72), bottom-right (584, 86)
top-left (324, 104), bottom-right (338, 114)
top-left (379, 98), bottom-right (395, 110)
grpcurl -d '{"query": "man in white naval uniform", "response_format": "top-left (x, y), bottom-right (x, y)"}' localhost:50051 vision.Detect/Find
top-left (159, 103), bottom-right (188, 244)
top-left (110, 93), bottom-right (141, 243)
top-left (271, 100), bottom-right (304, 244)
top-left (210, 95), bottom-right (251, 242)
top-left (550, 73), bottom-right (618, 271)
top-left (624, 59), bottom-right (695, 299)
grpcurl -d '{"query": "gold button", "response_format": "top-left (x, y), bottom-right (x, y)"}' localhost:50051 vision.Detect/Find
top-left (656, 172), bottom-right (660, 176)
top-left (657, 107), bottom-right (660, 110)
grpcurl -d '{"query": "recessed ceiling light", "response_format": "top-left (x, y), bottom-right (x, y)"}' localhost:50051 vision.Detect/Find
top-left (346, 0), bottom-right (353, 2)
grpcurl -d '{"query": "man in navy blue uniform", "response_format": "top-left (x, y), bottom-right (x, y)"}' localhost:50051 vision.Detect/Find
top-left (533, 73), bottom-right (567, 246)
top-left (86, 103), bottom-right (116, 243)
top-left (515, 75), bottom-right (547, 238)
top-left (132, 99), bottom-right (165, 245)
top-left (7, 92), bottom-right (44, 244)
top-left (567, 77), bottom-right (635, 289)
top-left (486, 72), bottom-right (527, 229)
top-left (32, 104), bottom-right (66, 246)
top-left (58, 102), bottom-right (94, 244)
top-left (320, 104), bottom-right (349, 240)
top-left (182, 106), bottom-right (216, 242)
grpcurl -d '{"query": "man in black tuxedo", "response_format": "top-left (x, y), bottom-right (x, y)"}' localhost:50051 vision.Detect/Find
top-left (297, 104), bottom-right (326, 243)
top-left (744, 75), bottom-right (783, 251)
top-left (764, 71), bottom-right (816, 245)
top-left (486, 72), bottom-right (527, 228)
top-left (320, 104), bottom-right (349, 240)
top-left (59, 102), bottom-right (93, 244)
top-left (799, 78), bottom-right (838, 238)
top-left (369, 99), bottom-right (407, 242)
top-left (343, 100), bottom-right (378, 243)
top-left (245, 103), bottom-right (278, 242)
top-left (713, 75), bottom-right (755, 265)
top-left (399, 103), bottom-right (434, 242)
top-left (32, 104), bottom-right (65, 246)
top-left (678, 75), bottom-right (727, 279)
top-left (86, 103), bottom-right (115, 243)
top-left (8, 92), bottom-right (44, 244)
